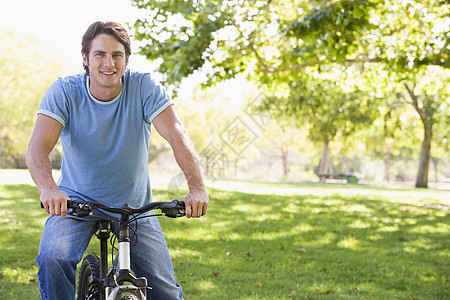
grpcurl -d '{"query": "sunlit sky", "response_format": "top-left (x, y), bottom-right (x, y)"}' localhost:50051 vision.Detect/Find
top-left (0, 0), bottom-right (155, 73)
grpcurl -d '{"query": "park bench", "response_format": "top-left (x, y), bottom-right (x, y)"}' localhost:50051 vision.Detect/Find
top-left (316, 173), bottom-right (358, 184)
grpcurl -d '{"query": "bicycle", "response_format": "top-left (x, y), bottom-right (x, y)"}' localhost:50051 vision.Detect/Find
top-left (42, 199), bottom-right (185, 300)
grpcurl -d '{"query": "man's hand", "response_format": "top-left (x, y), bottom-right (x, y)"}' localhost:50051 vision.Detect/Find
top-left (181, 188), bottom-right (209, 218)
top-left (40, 189), bottom-right (71, 216)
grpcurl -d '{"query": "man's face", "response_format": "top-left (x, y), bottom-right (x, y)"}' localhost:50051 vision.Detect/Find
top-left (82, 34), bottom-right (128, 101)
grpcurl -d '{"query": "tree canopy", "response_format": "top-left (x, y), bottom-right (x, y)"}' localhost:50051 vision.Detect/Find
top-left (130, 0), bottom-right (449, 187)
top-left (131, 0), bottom-right (449, 84)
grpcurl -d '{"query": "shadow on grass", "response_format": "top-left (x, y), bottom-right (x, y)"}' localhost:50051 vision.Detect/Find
top-left (156, 188), bottom-right (450, 299)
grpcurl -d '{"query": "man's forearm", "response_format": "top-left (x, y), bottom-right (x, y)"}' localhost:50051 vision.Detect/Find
top-left (169, 128), bottom-right (209, 218)
top-left (151, 105), bottom-right (208, 217)
top-left (27, 114), bottom-right (63, 193)
top-left (169, 130), bottom-right (205, 191)
top-left (26, 144), bottom-right (58, 193)
top-left (27, 114), bottom-right (68, 215)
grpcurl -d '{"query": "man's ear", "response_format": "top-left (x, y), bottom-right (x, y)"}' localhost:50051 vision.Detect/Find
top-left (82, 53), bottom-right (89, 68)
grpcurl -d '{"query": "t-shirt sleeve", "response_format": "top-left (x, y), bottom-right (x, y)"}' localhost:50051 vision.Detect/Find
top-left (38, 79), bottom-right (69, 127)
top-left (141, 74), bottom-right (173, 123)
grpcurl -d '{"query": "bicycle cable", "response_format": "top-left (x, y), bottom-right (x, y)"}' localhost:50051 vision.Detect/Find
top-left (84, 206), bottom-right (166, 272)
top-left (108, 211), bottom-right (160, 270)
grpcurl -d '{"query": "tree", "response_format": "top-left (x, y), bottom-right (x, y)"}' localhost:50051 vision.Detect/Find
top-left (0, 31), bottom-right (63, 168)
top-left (254, 117), bottom-right (309, 181)
top-left (261, 69), bottom-right (380, 180)
top-left (283, 0), bottom-right (450, 187)
top-left (130, 0), bottom-right (450, 187)
top-left (404, 66), bottom-right (450, 187)
top-left (362, 92), bottom-right (422, 182)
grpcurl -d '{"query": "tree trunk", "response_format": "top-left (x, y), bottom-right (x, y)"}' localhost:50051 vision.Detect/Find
top-left (318, 139), bottom-right (332, 181)
top-left (415, 126), bottom-right (432, 188)
top-left (404, 83), bottom-right (432, 189)
top-left (383, 145), bottom-right (392, 183)
top-left (281, 149), bottom-right (289, 181)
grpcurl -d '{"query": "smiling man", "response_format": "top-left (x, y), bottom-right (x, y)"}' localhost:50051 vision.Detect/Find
top-left (82, 32), bottom-right (127, 100)
top-left (26, 21), bottom-right (208, 300)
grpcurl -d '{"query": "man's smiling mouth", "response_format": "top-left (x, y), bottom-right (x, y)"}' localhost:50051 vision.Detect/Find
top-left (101, 71), bottom-right (116, 75)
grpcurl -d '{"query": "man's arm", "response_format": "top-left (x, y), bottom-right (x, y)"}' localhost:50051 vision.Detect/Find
top-left (26, 114), bottom-right (70, 216)
top-left (152, 105), bottom-right (209, 218)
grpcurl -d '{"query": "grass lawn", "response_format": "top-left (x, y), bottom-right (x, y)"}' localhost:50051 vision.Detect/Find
top-left (0, 180), bottom-right (449, 299)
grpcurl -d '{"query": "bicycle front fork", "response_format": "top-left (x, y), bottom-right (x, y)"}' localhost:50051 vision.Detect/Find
top-left (104, 223), bottom-right (148, 299)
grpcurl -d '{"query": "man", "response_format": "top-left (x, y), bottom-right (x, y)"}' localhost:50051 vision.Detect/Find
top-left (26, 21), bottom-right (209, 299)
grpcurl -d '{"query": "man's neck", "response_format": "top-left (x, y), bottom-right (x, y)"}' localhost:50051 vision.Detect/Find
top-left (88, 78), bottom-right (122, 102)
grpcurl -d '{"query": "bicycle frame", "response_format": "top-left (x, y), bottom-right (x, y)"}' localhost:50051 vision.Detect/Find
top-left (56, 199), bottom-right (185, 300)
top-left (97, 217), bottom-right (147, 299)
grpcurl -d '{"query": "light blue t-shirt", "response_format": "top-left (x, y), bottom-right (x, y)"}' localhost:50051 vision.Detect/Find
top-left (38, 69), bottom-right (173, 208)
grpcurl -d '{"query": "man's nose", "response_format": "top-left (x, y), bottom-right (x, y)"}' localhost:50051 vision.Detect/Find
top-left (104, 54), bottom-right (115, 67)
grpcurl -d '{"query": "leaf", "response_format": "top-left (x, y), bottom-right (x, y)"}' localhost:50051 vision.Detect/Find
top-left (353, 7), bottom-right (364, 19)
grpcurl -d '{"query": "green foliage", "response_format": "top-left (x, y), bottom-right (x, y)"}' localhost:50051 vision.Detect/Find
top-left (130, 0), bottom-right (450, 187)
top-left (285, 0), bottom-right (449, 187)
top-left (413, 67), bottom-right (450, 133)
top-left (285, 0), bottom-right (379, 63)
top-left (131, 0), bottom-right (449, 83)
top-left (131, 0), bottom-right (310, 86)
top-left (358, 95), bottom-right (423, 181)
top-left (132, 0), bottom-right (228, 88)
top-left (262, 69), bottom-right (381, 143)
top-left (0, 31), bottom-right (63, 168)
top-left (2, 180), bottom-right (449, 299)
top-left (286, 0), bottom-right (449, 71)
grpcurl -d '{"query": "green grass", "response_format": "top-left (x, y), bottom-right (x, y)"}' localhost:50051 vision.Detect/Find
top-left (0, 181), bottom-right (449, 299)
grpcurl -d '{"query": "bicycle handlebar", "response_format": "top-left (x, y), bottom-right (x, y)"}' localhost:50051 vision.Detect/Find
top-left (40, 199), bottom-right (186, 218)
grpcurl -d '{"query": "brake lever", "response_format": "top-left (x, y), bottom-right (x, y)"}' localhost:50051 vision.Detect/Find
top-left (162, 200), bottom-right (186, 218)
top-left (67, 202), bottom-right (92, 217)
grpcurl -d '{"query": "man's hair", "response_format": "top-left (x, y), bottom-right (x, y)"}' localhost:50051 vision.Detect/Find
top-left (81, 21), bottom-right (131, 75)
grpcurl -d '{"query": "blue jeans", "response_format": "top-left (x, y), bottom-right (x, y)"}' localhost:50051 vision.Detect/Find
top-left (36, 214), bottom-right (183, 300)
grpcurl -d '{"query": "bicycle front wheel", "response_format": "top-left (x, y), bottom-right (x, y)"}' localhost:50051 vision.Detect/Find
top-left (77, 254), bottom-right (102, 300)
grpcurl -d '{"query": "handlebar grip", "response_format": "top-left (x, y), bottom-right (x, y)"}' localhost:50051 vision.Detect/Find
top-left (40, 200), bottom-right (76, 209)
